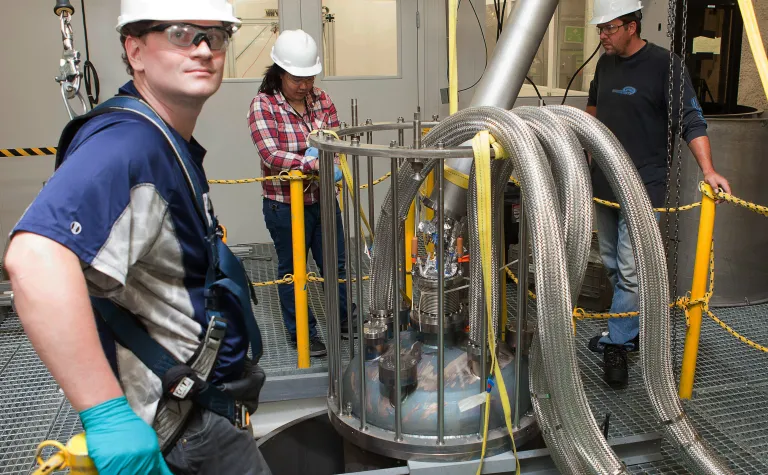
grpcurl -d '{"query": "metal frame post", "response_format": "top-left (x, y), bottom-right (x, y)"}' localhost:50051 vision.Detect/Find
top-left (436, 155), bottom-right (446, 445)
top-left (320, 148), bottom-right (342, 411)
top-left (391, 155), bottom-right (403, 441)
top-left (514, 196), bottom-right (528, 427)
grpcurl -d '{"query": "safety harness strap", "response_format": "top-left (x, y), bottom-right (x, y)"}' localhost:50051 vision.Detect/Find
top-left (90, 298), bottom-right (236, 449)
top-left (54, 95), bottom-right (263, 449)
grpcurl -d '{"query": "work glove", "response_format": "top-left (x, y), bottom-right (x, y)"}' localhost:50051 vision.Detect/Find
top-left (80, 396), bottom-right (172, 475)
top-left (334, 165), bottom-right (343, 183)
top-left (305, 147), bottom-right (319, 158)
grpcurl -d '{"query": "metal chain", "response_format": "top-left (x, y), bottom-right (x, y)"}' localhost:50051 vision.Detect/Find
top-left (670, 0), bottom-right (689, 373)
top-left (663, 0), bottom-right (681, 369)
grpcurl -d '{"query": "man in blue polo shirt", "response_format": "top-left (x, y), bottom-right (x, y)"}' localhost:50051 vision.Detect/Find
top-left (586, 0), bottom-right (731, 388)
top-left (4, 1), bottom-right (271, 473)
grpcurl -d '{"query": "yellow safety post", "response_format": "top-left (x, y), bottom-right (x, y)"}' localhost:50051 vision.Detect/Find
top-left (289, 170), bottom-right (310, 369)
top-left (405, 199), bottom-right (416, 299)
top-left (737, 0), bottom-right (768, 101)
top-left (679, 183), bottom-right (716, 399)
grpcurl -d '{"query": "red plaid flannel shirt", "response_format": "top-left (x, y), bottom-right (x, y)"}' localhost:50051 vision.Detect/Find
top-left (248, 88), bottom-right (339, 205)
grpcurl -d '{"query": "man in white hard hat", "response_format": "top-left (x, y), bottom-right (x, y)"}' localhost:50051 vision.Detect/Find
top-left (585, 0), bottom-right (731, 388)
top-left (5, 1), bottom-right (271, 473)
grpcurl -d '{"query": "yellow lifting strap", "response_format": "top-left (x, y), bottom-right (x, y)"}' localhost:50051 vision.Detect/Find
top-left (473, 131), bottom-right (520, 475)
top-left (309, 130), bottom-right (374, 241)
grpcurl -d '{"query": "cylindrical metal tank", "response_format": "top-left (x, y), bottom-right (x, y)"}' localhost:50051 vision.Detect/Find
top-left (672, 112), bottom-right (768, 307)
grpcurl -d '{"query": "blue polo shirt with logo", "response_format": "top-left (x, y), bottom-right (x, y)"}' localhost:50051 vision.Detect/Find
top-left (10, 81), bottom-right (248, 425)
top-left (588, 41), bottom-right (708, 207)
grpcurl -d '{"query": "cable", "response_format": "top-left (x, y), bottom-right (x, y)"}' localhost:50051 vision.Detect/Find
top-left (80, 0), bottom-right (100, 107)
top-left (560, 44), bottom-right (601, 105)
top-left (458, 0), bottom-right (487, 92)
top-left (525, 76), bottom-right (545, 105)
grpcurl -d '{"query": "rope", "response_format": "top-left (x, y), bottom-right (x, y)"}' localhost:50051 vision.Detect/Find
top-left (593, 197), bottom-right (702, 213)
top-left (208, 171), bottom-right (392, 187)
top-left (251, 273), bottom-right (370, 287)
top-left (700, 182), bottom-right (768, 218)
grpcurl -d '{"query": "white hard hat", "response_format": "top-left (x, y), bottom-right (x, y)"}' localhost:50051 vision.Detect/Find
top-left (116, 0), bottom-right (241, 32)
top-left (589, 0), bottom-right (642, 25)
top-left (270, 30), bottom-right (322, 77)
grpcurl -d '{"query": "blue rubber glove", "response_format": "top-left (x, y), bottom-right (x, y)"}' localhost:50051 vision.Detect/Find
top-left (80, 396), bottom-right (172, 475)
top-left (305, 147), bottom-right (319, 158)
top-left (334, 165), bottom-right (343, 183)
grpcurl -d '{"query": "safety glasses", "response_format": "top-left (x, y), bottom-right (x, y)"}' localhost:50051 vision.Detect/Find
top-left (596, 22), bottom-right (631, 36)
top-left (141, 23), bottom-right (231, 51)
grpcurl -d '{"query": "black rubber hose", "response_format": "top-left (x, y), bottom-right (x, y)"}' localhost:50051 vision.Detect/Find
top-left (81, 0), bottom-right (100, 106)
top-left (561, 44), bottom-right (601, 105)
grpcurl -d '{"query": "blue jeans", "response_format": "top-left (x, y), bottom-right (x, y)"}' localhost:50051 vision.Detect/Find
top-left (262, 197), bottom-right (348, 340)
top-left (165, 408), bottom-right (272, 474)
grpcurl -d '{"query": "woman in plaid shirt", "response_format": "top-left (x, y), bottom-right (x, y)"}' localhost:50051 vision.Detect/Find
top-left (247, 30), bottom-right (352, 357)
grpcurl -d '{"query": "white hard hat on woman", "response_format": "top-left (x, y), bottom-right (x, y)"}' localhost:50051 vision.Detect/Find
top-left (270, 29), bottom-right (323, 77)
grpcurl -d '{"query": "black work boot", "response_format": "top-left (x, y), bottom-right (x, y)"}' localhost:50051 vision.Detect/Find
top-left (290, 336), bottom-right (328, 357)
top-left (308, 336), bottom-right (327, 357)
top-left (603, 344), bottom-right (628, 389)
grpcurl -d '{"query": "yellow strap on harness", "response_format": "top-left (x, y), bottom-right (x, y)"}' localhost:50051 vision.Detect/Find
top-left (473, 131), bottom-right (520, 475)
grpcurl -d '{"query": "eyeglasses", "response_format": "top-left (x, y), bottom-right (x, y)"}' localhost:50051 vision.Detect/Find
top-left (285, 74), bottom-right (315, 86)
top-left (597, 22), bottom-right (631, 36)
top-left (140, 23), bottom-right (231, 51)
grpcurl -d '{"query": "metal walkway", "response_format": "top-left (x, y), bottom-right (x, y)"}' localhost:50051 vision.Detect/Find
top-left (2, 244), bottom-right (768, 473)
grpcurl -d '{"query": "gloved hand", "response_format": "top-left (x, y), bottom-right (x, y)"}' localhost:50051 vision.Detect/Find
top-left (334, 165), bottom-right (343, 183)
top-left (305, 147), bottom-right (319, 158)
top-left (80, 396), bottom-right (172, 475)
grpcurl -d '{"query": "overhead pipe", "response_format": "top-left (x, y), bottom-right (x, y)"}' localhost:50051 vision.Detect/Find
top-left (434, 0), bottom-right (559, 220)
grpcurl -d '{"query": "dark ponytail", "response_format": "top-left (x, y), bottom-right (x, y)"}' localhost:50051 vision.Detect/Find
top-left (259, 63), bottom-right (285, 95)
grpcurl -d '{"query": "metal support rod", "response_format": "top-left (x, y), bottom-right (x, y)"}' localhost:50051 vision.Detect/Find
top-left (320, 148), bottom-right (342, 411)
top-left (391, 155), bottom-right (403, 441)
top-left (398, 116), bottom-right (405, 147)
top-left (437, 159), bottom-right (445, 445)
top-left (499, 198), bottom-right (508, 341)
top-left (353, 149), bottom-right (367, 431)
top-left (289, 170), bottom-right (311, 369)
top-left (351, 99), bottom-right (359, 127)
top-left (514, 197), bottom-right (528, 428)
top-left (343, 161), bottom-right (354, 361)
top-left (347, 99), bottom-right (359, 361)
top-left (366, 119), bottom-right (375, 236)
top-left (679, 184), bottom-right (716, 399)
top-left (413, 111), bottom-right (422, 150)
top-left (479, 286), bottom-right (488, 436)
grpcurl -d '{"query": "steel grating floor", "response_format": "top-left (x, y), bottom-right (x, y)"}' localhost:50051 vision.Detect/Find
top-left (2, 244), bottom-right (768, 474)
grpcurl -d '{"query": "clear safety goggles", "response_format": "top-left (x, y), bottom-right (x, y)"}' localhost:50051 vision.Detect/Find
top-left (142, 23), bottom-right (232, 51)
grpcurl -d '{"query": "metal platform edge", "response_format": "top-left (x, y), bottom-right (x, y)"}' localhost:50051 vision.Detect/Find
top-left (347, 433), bottom-right (663, 475)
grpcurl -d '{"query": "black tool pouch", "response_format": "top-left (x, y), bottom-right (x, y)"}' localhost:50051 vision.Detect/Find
top-left (217, 357), bottom-right (266, 414)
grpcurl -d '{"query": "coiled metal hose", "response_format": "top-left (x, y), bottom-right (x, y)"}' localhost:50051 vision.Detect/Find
top-left (516, 106), bottom-right (594, 474)
top-left (549, 105), bottom-right (732, 474)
